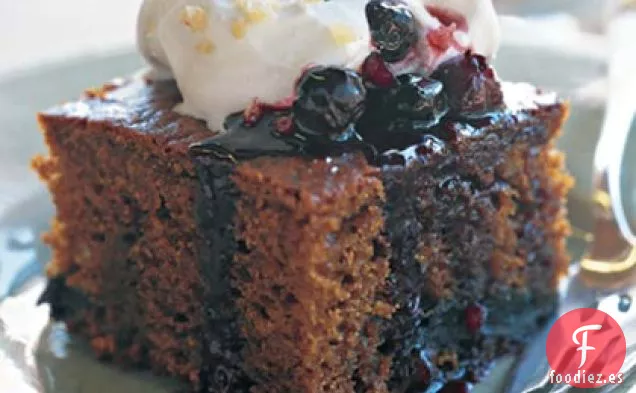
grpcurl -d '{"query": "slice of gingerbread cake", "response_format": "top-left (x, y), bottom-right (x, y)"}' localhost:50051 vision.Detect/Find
top-left (33, 0), bottom-right (573, 392)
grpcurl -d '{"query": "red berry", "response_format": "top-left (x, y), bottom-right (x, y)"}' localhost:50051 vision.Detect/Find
top-left (275, 116), bottom-right (295, 135)
top-left (439, 380), bottom-right (471, 393)
top-left (464, 368), bottom-right (480, 383)
top-left (413, 358), bottom-right (433, 387)
top-left (416, 135), bottom-right (446, 158)
top-left (430, 52), bottom-right (503, 116)
top-left (426, 24), bottom-right (457, 53)
top-left (243, 98), bottom-right (263, 126)
top-left (464, 303), bottom-right (486, 334)
top-left (361, 52), bottom-right (396, 88)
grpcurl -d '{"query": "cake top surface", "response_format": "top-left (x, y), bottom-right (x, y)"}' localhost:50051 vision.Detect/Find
top-left (42, 76), bottom-right (564, 167)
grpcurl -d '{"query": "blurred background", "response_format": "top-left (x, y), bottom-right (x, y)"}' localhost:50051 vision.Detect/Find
top-left (0, 0), bottom-right (618, 74)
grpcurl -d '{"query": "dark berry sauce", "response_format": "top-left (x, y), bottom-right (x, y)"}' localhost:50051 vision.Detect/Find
top-left (190, 1), bottom-right (508, 166)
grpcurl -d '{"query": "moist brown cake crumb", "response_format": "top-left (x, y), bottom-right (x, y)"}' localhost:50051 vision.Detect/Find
top-left (32, 80), bottom-right (211, 385)
top-left (232, 155), bottom-right (393, 393)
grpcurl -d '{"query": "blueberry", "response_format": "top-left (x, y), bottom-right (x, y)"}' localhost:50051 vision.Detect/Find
top-left (293, 66), bottom-right (367, 141)
top-left (366, 0), bottom-right (419, 63)
top-left (389, 74), bottom-right (449, 126)
top-left (355, 71), bottom-right (447, 151)
top-left (431, 52), bottom-right (504, 117)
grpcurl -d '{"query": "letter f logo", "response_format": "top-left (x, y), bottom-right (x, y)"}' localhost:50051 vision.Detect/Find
top-left (572, 324), bottom-right (603, 369)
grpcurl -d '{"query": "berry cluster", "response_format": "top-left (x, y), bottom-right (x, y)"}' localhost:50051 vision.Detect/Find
top-left (249, 0), bottom-right (504, 163)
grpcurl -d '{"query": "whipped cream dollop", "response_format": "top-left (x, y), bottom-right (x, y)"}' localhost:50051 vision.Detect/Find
top-left (138, 0), bottom-right (500, 131)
